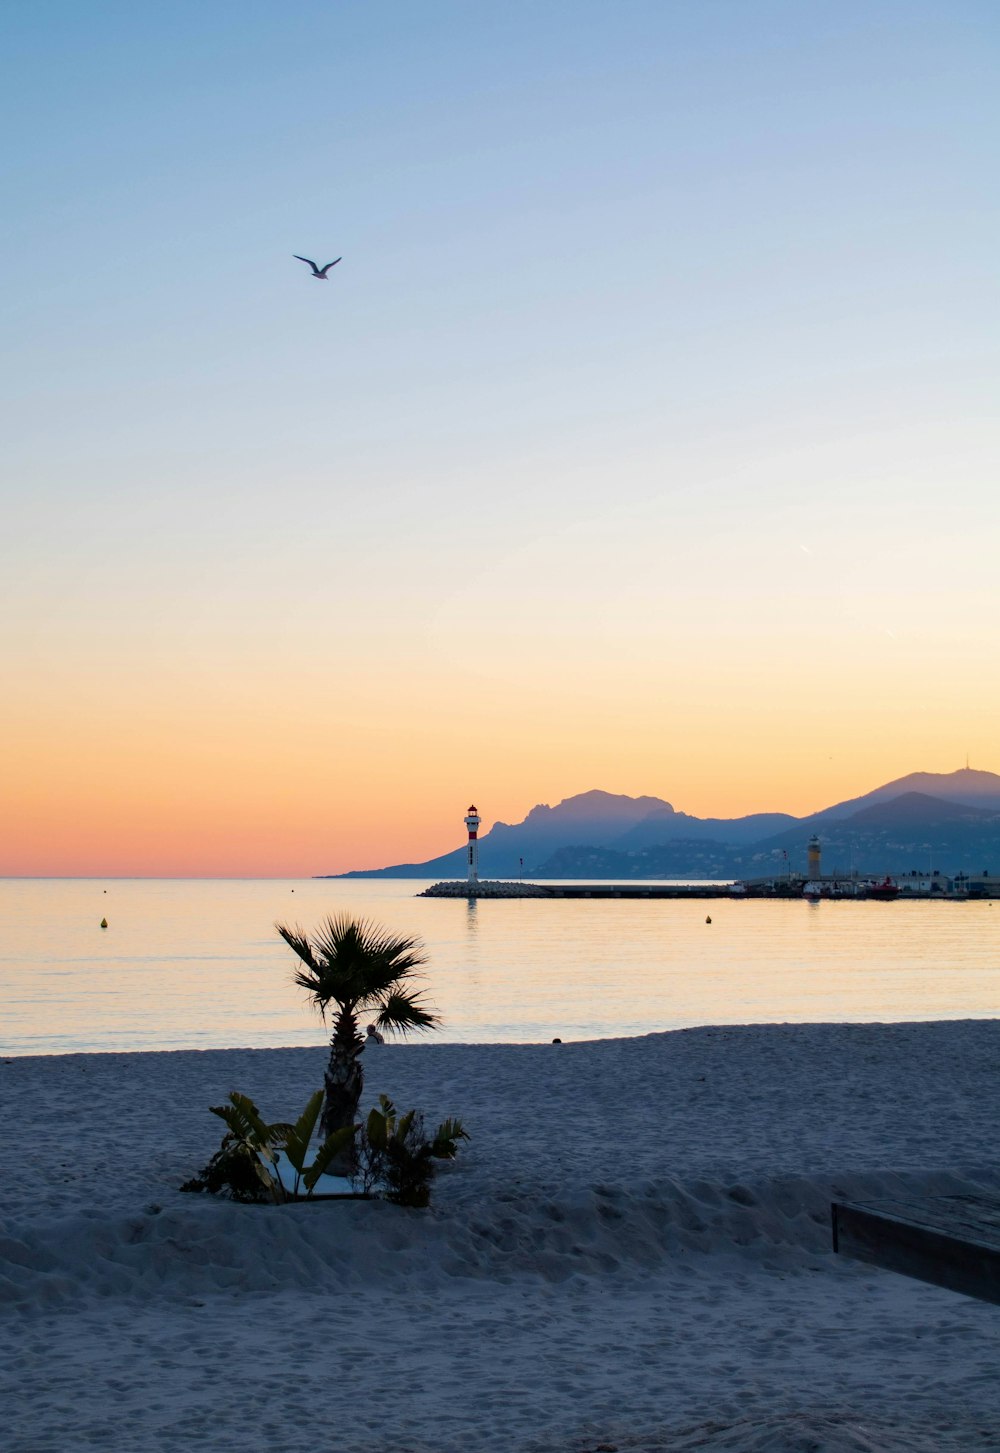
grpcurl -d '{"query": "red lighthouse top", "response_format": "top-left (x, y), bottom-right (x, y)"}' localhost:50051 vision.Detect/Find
top-left (467, 804), bottom-right (478, 814)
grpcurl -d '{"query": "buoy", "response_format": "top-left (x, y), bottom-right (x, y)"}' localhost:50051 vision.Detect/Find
top-left (100, 918), bottom-right (108, 929)
top-left (551, 1037), bottom-right (562, 1044)
top-left (705, 915), bottom-right (712, 924)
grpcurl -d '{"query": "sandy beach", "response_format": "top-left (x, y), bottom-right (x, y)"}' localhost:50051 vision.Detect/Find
top-left (3, 1020), bottom-right (1000, 1452)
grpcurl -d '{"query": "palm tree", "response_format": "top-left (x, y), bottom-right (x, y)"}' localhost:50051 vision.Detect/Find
top-left (275, 914), bottom-right (439, 1171)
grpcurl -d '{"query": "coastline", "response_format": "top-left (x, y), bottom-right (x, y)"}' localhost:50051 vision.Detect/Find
top-left (4, 1020), bottom-right (1000, 1450)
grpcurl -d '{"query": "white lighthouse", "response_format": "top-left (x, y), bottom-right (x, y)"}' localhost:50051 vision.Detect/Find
top-left (464, 804), bottom-right (481, 883)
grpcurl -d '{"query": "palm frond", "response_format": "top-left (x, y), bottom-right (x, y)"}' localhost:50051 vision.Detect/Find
top-left (311, 915), bottom-right (427, 983)
top-left (373, 988), bottom-right (440, 1035)
top-left (351, 953), bottom-right (427, 1001)
top-left (275, 923), bottom-right (319, 971)
top-left (291, 965), bottom-right (333, 1018)
top-left (277, 913), bottom-right (440, 1053)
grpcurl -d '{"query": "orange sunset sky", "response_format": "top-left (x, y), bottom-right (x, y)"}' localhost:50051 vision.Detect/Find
top-left (3, 3), bottom-right (998, 876)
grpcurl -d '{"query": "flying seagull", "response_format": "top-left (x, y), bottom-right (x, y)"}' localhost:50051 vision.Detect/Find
top-left (294, 255), bottom-right (342, 279)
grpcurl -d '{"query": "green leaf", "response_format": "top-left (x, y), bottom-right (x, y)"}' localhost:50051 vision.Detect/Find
top-left (227, 1092), bottom-right (276, 1149)
top-left (281, 1091), bottom-right (323, 1175)
top-left (209, 1093), bottom-right (272, 1150)
top-left (431, 1118), bottom-right (469, 1157)
top-left (366, 1106), bottom-right (388, 1151)
top-left (252, 1155), bottom-right (283, 1202)
top-left (302, 1126), bottom-right (358, 1192)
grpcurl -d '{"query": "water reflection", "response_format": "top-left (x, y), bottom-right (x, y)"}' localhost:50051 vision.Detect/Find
top-left (0, 878), bottom-right (998, 1053)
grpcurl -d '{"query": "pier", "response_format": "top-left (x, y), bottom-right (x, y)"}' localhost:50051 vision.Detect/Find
top-left (419, 878), bottom-right (1000, 901)
top-left (421, 879), bottom-right (769, 899)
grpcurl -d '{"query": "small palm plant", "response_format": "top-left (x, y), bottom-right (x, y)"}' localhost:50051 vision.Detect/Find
top-left (359, 1095), bottom-right (469, 1207)
top-left (180, 1090), bottom-right (292, 1203)
top-left (276, 914), bottom-right (439, 1173)
top-left (180, 1089), bottom-right (359, 1203)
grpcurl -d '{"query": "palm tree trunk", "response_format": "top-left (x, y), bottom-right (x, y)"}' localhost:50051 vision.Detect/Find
top-left (322, 1006), bottom-right (364, 1172)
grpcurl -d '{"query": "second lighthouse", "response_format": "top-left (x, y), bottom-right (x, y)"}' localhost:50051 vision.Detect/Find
top-left (464, 804), bottom-right (481, 884)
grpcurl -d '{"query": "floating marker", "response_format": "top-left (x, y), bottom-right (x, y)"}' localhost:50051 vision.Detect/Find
top-left (100, 918), bottom-right (108, 929)
top-left (705, 915), bottom-right (712, 924)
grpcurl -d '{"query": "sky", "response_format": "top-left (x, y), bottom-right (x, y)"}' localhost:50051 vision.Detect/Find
top-left (2, 1), bottom-right (998, 875)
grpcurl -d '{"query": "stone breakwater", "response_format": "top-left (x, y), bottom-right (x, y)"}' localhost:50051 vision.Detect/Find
top-left (419, 880), bottom-right (551, 898)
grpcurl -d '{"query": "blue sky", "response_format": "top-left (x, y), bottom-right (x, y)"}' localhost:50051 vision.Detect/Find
top-left (6, 1), bottom-right (996, 506)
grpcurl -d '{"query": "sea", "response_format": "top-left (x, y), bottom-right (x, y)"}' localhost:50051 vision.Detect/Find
top-left (2, 877), bottom-right (999, 1056)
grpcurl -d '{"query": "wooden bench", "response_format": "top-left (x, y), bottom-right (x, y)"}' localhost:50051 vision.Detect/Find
top-left (832, 1193), bottom-right (1000, 1305)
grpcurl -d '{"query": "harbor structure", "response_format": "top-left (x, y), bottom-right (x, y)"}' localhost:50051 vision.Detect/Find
top-left (422, 817), bottom-right (1000, 900)
top-left (464, 804), bottom-right (481, 883)
top-left (422, 872), bottom-right (1000, 899)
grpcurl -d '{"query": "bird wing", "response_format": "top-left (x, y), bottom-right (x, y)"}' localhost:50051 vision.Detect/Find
top-left (319, 258), bottom-right (342, 273)
top-left (293, 256), bottom-right (319, 270)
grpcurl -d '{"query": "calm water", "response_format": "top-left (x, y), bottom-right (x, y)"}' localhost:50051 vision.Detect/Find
top-left (1, 878), bottom-right (999, 1055)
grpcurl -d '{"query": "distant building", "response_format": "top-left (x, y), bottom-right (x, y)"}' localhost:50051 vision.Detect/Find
top-left (898, 871), bottom-right (946, 894)
top-left (959, 873), bottom-right (1000, 898)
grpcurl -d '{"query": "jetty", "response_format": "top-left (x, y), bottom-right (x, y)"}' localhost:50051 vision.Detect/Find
top-left (420, 880), bottom-right (724, 899)
top-left (419, 876), bottom-right (1000, 900)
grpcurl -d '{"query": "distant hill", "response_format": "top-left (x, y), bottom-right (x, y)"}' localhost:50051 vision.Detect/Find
top-left (533, 840), bottom-right (746, 881)
top-left (845, 791), bottom-right (1000, 829)
top-left (613, 808), bottom-right (796, 849)
top-left (807, 768), bottom-right (1000, 821)
top-left (748, 791), bottom-right (1000, 878)
top-left (533, 794), bottom-right (1000, 880)
top-left (326, 769), bottom-right (1000, 879)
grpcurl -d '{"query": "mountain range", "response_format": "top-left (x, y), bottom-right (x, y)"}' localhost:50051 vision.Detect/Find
top-left (329, 769), bottom-right (1000, 880)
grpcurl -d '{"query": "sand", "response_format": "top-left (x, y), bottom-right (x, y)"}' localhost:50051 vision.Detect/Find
top-left (3, 1020), bottom-right (1000, 1451)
